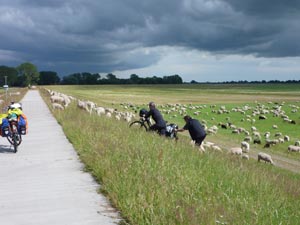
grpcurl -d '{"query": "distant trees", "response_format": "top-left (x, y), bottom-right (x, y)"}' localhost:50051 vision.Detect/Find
top-left (16, 62), bottom-right (39, 86)
top-left (61, 73), bottom-right (183, 85)
top-left (39, 71), bottom-right (60, 85)
top-left (0, 66), bottom-right (18, 86)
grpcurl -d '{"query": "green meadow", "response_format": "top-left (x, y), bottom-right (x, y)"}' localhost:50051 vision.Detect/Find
top-left (43, 84), bottom-right (300, 225)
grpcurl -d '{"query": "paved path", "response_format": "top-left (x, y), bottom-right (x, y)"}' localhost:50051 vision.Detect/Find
top-left (0, 91), bottom-right (120, 225)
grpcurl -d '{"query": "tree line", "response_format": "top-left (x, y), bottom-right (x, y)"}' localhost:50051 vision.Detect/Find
top-left (1, 62), bottom-right (300, 87)
top-left (0, 62), bottom-right (183, 86)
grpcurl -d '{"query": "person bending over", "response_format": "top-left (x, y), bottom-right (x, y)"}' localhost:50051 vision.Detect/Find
top-left (177, 115), bottom-right (206, 146)
top-left (145, 102), bottom-right (166, 136)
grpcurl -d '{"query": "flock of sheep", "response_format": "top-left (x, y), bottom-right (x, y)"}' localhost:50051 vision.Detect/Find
top-left (47, 89), bottom-right (136, 123)
top-left (47, 89), bottom-right (299, 166)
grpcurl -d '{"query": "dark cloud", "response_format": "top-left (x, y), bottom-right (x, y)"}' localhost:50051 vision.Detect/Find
top-left (0, 0), bottom-right (299, 75)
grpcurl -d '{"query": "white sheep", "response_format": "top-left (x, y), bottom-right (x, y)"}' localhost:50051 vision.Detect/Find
top-left (229, 147), bottom-right (243, 155)
top-left (288, 145), bottom-right (300, 153)
top-left (50, 95), bottom-right (64, 104)
top-left (258, 152), bottom-right (274, 165)
top-left (295, 141), bottom-right (300, 146)
top-left (52, 103), bottom-right (64, 110)
top-left (241, 141), bottom-right (250, 153)
top-left (94, 107), bottom-right (105, 116)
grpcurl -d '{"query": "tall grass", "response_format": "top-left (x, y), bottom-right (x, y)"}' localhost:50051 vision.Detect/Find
top-left (46, 96), bottom-right (300, 224)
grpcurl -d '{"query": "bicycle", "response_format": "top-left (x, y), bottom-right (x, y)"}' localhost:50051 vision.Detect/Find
top-left (129, 109), bottom-right (179, 140)
top-left (5, 117), bottom-right (22, 153)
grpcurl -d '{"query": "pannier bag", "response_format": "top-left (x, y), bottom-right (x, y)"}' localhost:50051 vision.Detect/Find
top-left (1, 118), bottom-right (9, 137)
top-left (18, 114), bottom-right (28, 135)
top-left (166, 123), bottom-right (178, 138)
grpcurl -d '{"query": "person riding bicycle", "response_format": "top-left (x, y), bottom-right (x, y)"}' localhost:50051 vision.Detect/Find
top-left (177, 115), bottom-right (206, 146)
top-left (145, 102), bottom-right (166, 136)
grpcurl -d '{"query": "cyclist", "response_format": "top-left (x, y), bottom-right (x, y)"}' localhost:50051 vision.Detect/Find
top-left (145, 102), bottom-right (166, 135)
top-left (177, 115), bottom-right (206, 146)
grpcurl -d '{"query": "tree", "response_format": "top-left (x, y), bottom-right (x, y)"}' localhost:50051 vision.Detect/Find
top-left (0, 66), bottom-right (18, 86)
top-left (39, 71), bottom-right (60, 85)
top-left (17, 62), bottom-right (39, 86)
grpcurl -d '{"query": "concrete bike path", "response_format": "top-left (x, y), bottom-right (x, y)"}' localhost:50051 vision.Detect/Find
top-left (0, 90), bottom-right (120, 225)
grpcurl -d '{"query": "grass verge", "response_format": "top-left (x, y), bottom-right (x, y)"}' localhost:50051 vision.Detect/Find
top-left (41, 89), bottom-right (300, 225)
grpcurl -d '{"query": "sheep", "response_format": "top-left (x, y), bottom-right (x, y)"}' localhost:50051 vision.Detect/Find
top-left (50, 95), bottom-right (64, 104)
top-left (288, 145), bottom-right (300, 153)
top-left (94, 106), bottom-right (105, 116)
top-left (259, 115), bottom-right (267, 120)
top-left (244, 136), bottom-right (252, 142)
top-left (241, 141), bottom-right (250, 153)
top-left (272, 125), bottom-right (278, 129)
top-left (295, 141), bottom-right (300, 146)
top-left (284, 135), bottom-right (290, 142)
top-left (264, 132), bottom-right (271, 139)
top-left (229, 147), bottom-right (243, 155)
top-left (258, 152), bottom-right (274, 165)
top-left (274, 132), bottom-right (282, 137)
top-left (253, 139), bottom-right (262, 144)
top-left (52, 103), bottom-right (64, 110)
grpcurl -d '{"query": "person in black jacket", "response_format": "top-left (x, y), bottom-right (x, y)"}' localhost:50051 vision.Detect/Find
top-left (145, 102), bottom-right (166, 135)
top-left (177, 115), bottom-right (206, 146)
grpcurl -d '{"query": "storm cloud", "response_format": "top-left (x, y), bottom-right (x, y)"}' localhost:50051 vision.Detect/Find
top-left (0, 0), bottom-right (299, 77)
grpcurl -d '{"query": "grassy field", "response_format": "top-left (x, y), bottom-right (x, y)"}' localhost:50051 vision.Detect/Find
top-left (46, 84), bottom-right (300, 160)
top-left (0, 87), bottom-right (28, 113)
top-left (47, 83), bottom-right (300, 105)
top-left (42, 84), bottom-right (300, 225)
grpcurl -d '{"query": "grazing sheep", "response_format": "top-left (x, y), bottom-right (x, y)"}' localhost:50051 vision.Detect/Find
top-left (284, 135), bottom-right (290, 142)
top-left (52, 103), bottom-right (64, 110)
top-left (94, 107), bottom-right (105, 116)
top-left (241, 141), bottom-right (250, 153)
top-left (258, 152), bottom-right (274, 165)
top-left (229, 147), bottom-right (243, 155)
top-left (272, 125), bottom-right (278, 129)
top-left (253, 139), bottom-right (262, 144)
top-left (288, 145), bottom-right (300, 152)
top-left (274, 132), bottom-right (282, 137)
top-left (259, 115), bottom-right (267, 120)
top-left (264, 132), bottom-right (271, 139)
top-left (244, 136), bottom-right (252, 142)
top-left (50, 95), bottom-right (64, 104)
top-left (106, 112), bottom-right (112, 118)
top-left (295, 141), bottom-right (300, 146)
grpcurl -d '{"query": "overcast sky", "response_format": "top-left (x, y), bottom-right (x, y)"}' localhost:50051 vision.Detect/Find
top-left (0, 0), bottom-right (299, 82)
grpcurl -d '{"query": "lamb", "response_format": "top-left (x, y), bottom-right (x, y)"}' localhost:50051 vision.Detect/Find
top-left (52, 103), bottom-right (64, 110)
top-left (229, 147), bottom-right (243, 155)
top-left (258, 152), bottom-right (274, 165)
top-left (295, 141), bottom-right (300, 146)
top-left (241, 141), bottom-right (250, 153)
top-left (288, 145), bottom-right (300, 152)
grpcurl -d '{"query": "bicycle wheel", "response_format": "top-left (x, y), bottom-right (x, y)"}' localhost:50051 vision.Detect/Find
top-left (12, 133), bottom-right (18, 153)
top-left (129, 121), bottom-right (148, 131)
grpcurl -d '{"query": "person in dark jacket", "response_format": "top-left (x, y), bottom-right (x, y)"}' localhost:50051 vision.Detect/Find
top-left (145, 102), bottom-right (166, 135)
top-left (177, 115), bottom-right (206, 146)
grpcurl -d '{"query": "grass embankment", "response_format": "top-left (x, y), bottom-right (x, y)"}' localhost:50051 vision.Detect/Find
top-left (42, 90), bottom-right (300, 224)
top-left (0, 87), bottom-right (28, 112)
